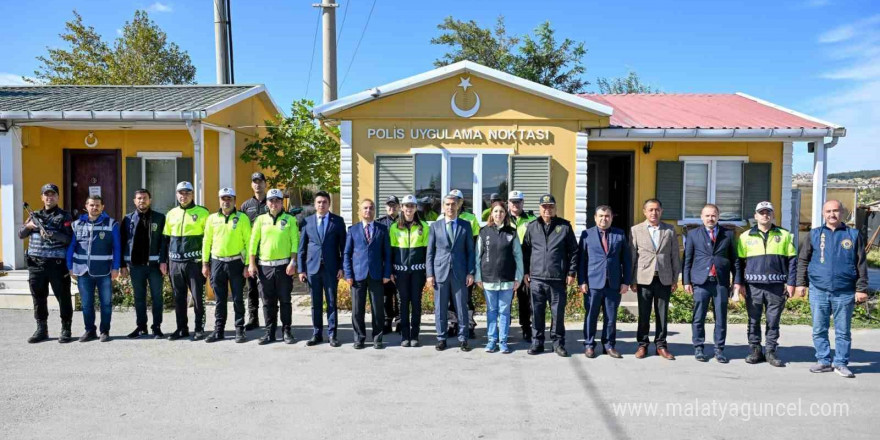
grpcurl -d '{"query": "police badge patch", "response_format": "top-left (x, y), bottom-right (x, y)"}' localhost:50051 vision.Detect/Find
top-left (280, 219), bottom-right (287, 230)
top-left (151, 223), bottom-right (158, 232)
top-left (232, 215), bottom-right (239, 230)
top-left (99, 232), bottom-right (105, 240)
top-left (774, 236), bottom-right (782, 243)
top-left (841, 239), bottom-right (853, 250)
top-left (191, 214), bottom-right (198, 221)
top-left (555, 226), bottom-right (561, 234)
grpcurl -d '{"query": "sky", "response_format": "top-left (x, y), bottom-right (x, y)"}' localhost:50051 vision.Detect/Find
top-left (1, 0), bottom-right (878, 173)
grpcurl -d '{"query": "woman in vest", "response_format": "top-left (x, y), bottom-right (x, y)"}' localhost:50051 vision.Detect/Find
top-left (390, 194), bottom-right (429, 347)
top-left (66, 195), bottom-right (121, 342)
top-left (475, 201), bottom-right (523, 353)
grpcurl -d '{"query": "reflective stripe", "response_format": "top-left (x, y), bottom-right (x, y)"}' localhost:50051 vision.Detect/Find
top-left (393, 263), bottom-right (426, 272)
top-left (214, 255), bottom-right (242, 262)
top-left (260, 258), bottom-right (290, 267)
top-left (75, 253), bottom-right (113, 261)
top-left (124, 255), bottom-right (160, 263)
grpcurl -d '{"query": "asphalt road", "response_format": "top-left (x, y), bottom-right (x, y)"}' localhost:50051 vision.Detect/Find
top-left (1, 308), bottom-right (878, 440)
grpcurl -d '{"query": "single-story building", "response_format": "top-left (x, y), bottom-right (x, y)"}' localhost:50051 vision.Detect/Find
top-left (0, 84), bottom-right (282, 270)
top-left (311, 61), bottom-right (845, 235)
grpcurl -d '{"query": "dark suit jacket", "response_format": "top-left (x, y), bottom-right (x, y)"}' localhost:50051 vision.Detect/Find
top-left (425, 217), bottom-right (475, 285)
top-left (577, 226), bottom-right (632, 289)
top-left (683, 225), bottom-right (737, 287)
top-left (343, 222), bottom-right (392, 281)
top-left (297, 213), bottom-right (346, 275)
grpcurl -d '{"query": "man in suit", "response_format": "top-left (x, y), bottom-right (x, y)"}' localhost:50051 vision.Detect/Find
top-left (344, 199), bottom-right (392, 349)
top-left (298, 190), bottom-right (347, 347)
top-left (630, 199), bottom-right (680, 360)
top-left (578, 205), bottom-right (632, 359)
top-left (522, 194), bottom-right (578, 357)
top-left (683, 203), bottom-right (737, 363)
top-left (426, 192), bottom-right (476, 352)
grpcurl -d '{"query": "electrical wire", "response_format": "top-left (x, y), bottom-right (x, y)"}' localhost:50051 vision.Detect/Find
top-left (304, 7), bottom-right (322, 97)
top-left (336, 0), bottom-right (349, 45)
top-left (339, 0), bottom-right (376, 89)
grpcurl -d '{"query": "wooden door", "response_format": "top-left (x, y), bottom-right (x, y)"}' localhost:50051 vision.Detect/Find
top-left (64, 149), bottom-right (122, 221)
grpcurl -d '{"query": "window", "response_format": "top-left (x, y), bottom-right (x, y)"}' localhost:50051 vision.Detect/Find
top-left (414, 154), bottom-right (442, 217)
top-left (143, 159), bottom-right (177, 214)
top-left (449, 156), bottom-right (475, 212)
top-left (682, 157), bottom-right (744, 221)
top-left (481, 154), bottom-right (509, 216)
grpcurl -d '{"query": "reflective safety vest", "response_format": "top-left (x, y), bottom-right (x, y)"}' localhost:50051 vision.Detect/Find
top-left (459, 211), bottom-right (480, 237)
top-left (389, 220), bottom-right (429, 273)
top-left (68, 213), bottom-right (120, 277)
top-left (202, 209), bottom-right (252, 262)
top-left (736, 225), bottom-right (797, 285)
top-left (164, 203), bottom-right (210, 261)
top-left (512, 212), bottom-right (537, 242)
top-left (249, 212), bottom-right (300, 262)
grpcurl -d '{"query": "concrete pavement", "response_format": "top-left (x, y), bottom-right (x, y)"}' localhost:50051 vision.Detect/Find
top-left (1, 308), bottom-right (878, 439)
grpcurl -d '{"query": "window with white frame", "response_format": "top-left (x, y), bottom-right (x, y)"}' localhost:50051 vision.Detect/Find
top-left (138, 154), bottom-right (180, 214)
top-left (682, 157), bottom-right (745, 221)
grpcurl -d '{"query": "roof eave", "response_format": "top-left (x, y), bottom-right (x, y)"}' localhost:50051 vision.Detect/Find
top-left (0, 110), bottom-right (208, 121)
top-left (589, 127), bottom-right (846, 140)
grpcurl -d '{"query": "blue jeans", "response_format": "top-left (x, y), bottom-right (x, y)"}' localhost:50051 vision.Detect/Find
top-left (484, 288), bottom-right (514, 343)
top-left (78, 274), bottom-right (113, 334)
top-left (810, 288), bottom-right (855, 367)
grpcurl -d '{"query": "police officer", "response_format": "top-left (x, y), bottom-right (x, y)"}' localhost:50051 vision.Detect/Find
top-left (164, 181), bottom-right (210, 341)
top-left (67, 195), bottom-right (121, 342)
top-left (448, 189), bottom-right (479, 337)
top-left (733, 201), bottom-right (797, 367)
top-left (521, 194), bottom-right (578, 357)
top-left (480, 193), bottom-right (503, 221)
top-left (797, 200), bottom-right (869, 378)
top-left (507, 190), bottom-right (536, 342)
top-left (120, 189), bottom-right (167, 339)
top-left (241, 172), bottom-right (269, 330)
top-left (376, 195), bottom-right (401, 334)
top-left (418, 197), bottom-right (439, 221)
top-left (390, 195), bottom-right (429, 347)
top-left (203, 187), bottom-right (252, 343)
top-left (20, 183), bottom-right (74, 343)
top-left (248, 189), bottom-right (299, 345)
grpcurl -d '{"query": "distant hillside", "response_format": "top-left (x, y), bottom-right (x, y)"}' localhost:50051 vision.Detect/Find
top-left (829, 170), bottom-right (880, 179)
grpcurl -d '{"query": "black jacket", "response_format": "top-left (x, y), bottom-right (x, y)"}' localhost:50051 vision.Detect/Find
top-left (121, 209), bottom-right (167, 267)
top-left (522, 216), bottom-right (578, 281)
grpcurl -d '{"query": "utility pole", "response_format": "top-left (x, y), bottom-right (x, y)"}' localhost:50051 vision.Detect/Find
top-left (313, 0), bottom-right (338, 103)
top-left (214, 0), bottom-right (230, 84)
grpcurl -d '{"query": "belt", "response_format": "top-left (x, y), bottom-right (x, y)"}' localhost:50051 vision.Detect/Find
top-left (214, 255), bottom-right (242, 262)
top-left (260, 258), bottom-right (290, 267)
top-left (707, 276), bottom-right (717, 282)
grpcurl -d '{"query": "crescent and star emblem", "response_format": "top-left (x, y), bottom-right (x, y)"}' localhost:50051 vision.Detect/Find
top-left (450, 76), bottom-right (480, 118)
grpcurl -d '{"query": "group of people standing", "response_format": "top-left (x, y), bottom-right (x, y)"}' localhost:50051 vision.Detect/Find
top-left (21, 177), bottom-right (869, 378)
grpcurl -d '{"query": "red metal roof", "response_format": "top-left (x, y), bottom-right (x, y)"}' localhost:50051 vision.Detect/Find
top-left (579, 93), bottom-right (835, 130)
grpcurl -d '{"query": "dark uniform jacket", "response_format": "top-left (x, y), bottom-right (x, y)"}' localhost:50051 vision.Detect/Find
top-left (19, 206), bottom-right (73, 260)
top-left (522, 216), bottom-right (578, 281)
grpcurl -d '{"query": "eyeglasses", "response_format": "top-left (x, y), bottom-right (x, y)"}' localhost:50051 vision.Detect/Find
top-left (757, 210), bottom-right (772, 216)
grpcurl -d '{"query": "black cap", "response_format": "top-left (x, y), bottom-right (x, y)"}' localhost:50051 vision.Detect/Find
top-left (538, 194), bottom-right (556, 205)
top-left (41, 183), bottom-right (59, 194)
top-left (386, 195), bottom-right (400, 205)
top-left (489, 193), bottom-right (502, 202)
top-left (251, 172), bottom-right (266, 182)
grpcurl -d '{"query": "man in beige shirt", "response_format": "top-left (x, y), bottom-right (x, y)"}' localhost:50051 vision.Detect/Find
top-left (630, 199), bottom-right (681, 360)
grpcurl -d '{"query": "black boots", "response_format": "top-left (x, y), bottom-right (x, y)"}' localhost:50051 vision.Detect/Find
top-left (766, 350), bottom-right (785, 367)
top-left (28, 320), bottom-right (49, 344)
top-left (59, 320), bottom-right (73, 344)
top-left (244, 312), bottom-right (259, 331)
top-left (258, 325), bottom-right (277, 345)
top-left (205, 329), bottom-right (225, 343)
top-left (234, 327), bottom-right (246, 343)
top-left (127, 327), bottom-right (148, 339)
top-left (282, 326), bottom-right (295, 344)
top-left (745, 345), bottom-right (766, 364)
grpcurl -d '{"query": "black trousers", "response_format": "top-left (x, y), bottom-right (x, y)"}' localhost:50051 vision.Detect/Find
top-left (396, 271), bottom-right (426, 341)
top-left (245, 275), bottom-right (260, 323)
top-left (130, 263), bottom-right (164, 330)
top-left (636, 276), bottom-right (671, 349)
top-left (210, 259), bottom-right (246, 331)
top-left (170, 260), bottom-right (206, 332)
top-left (383, 280), bottom-right (400, 329)
top-left (531, 278), bottom-right (567, 346)
top-left (258, 265), bottom-right (292, 328)
top-left (745, 283), bottom-right (787, 351)
top-left (351, 277), bottom-right (385, 343)
top-left (448, 283), bottom-right (477, 330)
top-left (27, 257), bottom-right (73, 322)
top-left (515, 281), bottom-right (532, 336)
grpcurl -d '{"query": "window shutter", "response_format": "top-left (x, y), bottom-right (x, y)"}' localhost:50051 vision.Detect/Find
top-left (656, 161), bottom-right (684, 220)
top-left (176, 157), bottom-right (194, 189)
top-left (375, 155), bottom-right (414, 202)
top-left (510, 156), bottom-right (551, 213)
top-left (125, 157), bottom-right (142, 215)
top-left (742, 162), bottom-right (772, 216)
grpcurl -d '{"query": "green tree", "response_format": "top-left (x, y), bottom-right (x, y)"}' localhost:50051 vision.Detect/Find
top-left (240, 99), bottom-right (340, 204)
top-left (29, 10), bottom-right (196, 85)
top-left (432, 16), bottom-right (589, 93)
top-left (596, 71), bottom-right (660, 94)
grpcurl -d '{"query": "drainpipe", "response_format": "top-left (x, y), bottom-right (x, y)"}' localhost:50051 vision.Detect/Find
top-left (810, 136), bottom-right (839, 228)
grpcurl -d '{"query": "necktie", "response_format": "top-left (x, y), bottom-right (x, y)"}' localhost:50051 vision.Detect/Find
top-left (709, 228), bottom-right (717, 276)
top-left (446, 221), bottom-right (453, 245)
top-left (600, 229), bottom-right (609, 254)
top-left (318, 216), bottom-right (325, 241)
top-left (650, 227), bottom-right (658, 250)
top-left (365, 223), bottom-right (371, 244)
